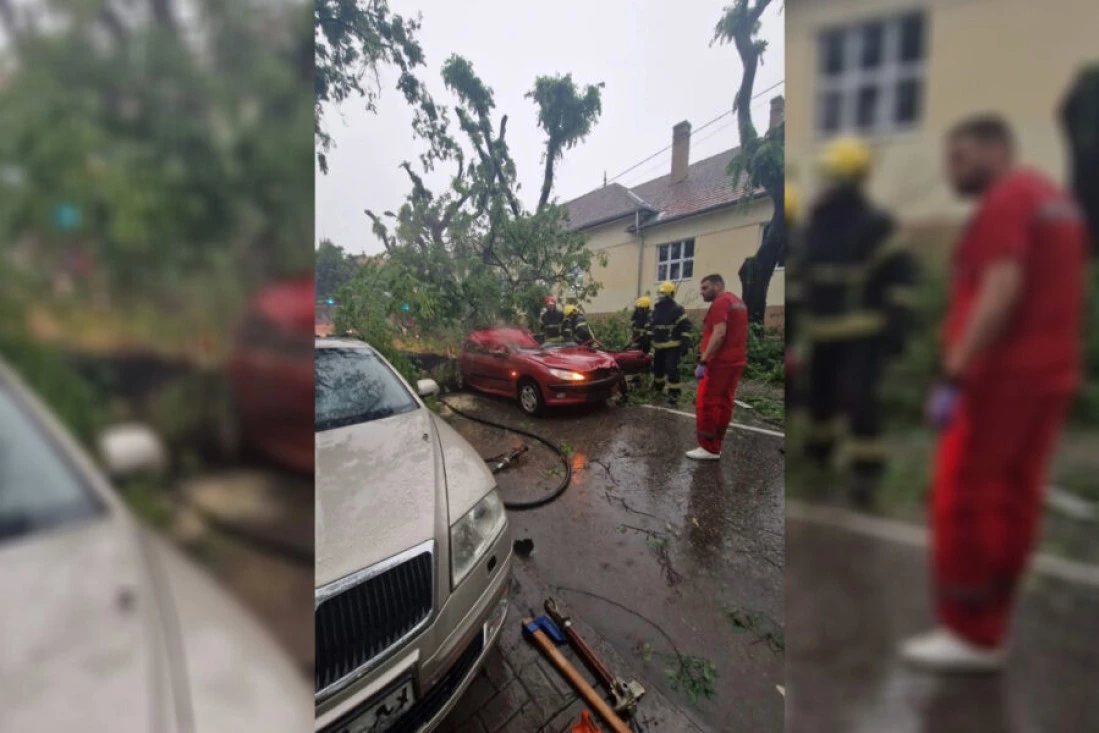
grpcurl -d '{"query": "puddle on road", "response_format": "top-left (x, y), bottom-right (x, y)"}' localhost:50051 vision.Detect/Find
top-left (442, 392), bottom-right (786, 732)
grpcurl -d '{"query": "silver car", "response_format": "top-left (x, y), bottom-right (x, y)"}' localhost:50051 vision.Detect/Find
top-left (0, 357), bottom-right (312, 732)
top-left (314, 339), bottom-right (513, 732)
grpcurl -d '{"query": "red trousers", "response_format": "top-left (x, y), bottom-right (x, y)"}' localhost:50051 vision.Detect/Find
top-left (695, 362), bottom-right (744, 453)
top-left (931, 384), bottom-right (1070, 647)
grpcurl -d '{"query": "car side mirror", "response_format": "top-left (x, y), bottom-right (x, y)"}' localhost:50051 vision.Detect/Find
top-left (98, 423), bottom-right (168, 480)
top-left (417, 379), bottom-right (440, 397)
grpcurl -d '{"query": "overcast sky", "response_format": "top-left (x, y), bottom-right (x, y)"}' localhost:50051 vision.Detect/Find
top-left (316, 0), bottom-right (785, 254)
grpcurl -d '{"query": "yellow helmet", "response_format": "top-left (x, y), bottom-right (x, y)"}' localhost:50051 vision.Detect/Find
top-left (658, 281), bottom-right (676, 296)
top-left (636, 296), bottom-right (652, 309)
top-left (564, 304), bottom-right (578, 317)
top-left (785, 185), bottom-right (800, 223)
top-left (817, 136), bottom-right (872, 182)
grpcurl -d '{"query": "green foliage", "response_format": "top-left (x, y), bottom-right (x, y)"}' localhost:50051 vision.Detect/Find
top-left (527, 75), bottom-right (605, 210)
top-left (712, 0), bottom-right (784, 323)
top-left (663, 654), bottom-right (719, 705)
top-left (332, 262), bottom-right (421, 383)
top-left (316, 239), bottom-right (361, 301)
top-left (352, 55), bottom-right (607, 335)
top-left (745, 323), bottom-right (785, 387)
top-left (314, 0), bottom-right (452, 173)
top-left (0, 0), bottom-right (314, 293)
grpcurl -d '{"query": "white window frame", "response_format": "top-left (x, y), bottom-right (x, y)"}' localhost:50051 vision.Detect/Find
top-left (656, 238), bottom-right (695, 283)
top-left (816, 11), bottom-right (927, 138)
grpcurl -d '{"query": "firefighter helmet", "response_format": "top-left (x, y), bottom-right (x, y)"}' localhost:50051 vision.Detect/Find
top-left (658, 281), bottom-right (676, 296)
top-left (818, 136), bottom-right (872, 182)
top-left (636, 296), bottom-right (652, 308)
top-left (564, 304), bottom-right (578, 317)
top-left (544, 296), bottom-right (557, 307)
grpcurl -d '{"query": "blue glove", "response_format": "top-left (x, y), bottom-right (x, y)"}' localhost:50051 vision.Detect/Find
top-left (926, 380), bottom-right (961, 430)
top-left (695, 363), bottom-right (708, 380)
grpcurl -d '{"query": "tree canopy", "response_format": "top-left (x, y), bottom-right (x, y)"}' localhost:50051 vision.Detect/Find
top-left (352, 53), bottom-right (607, 332)
top-left (713, 0), bottom-right (785, 323)
top-left (0, 0), bottom-right (314, 297)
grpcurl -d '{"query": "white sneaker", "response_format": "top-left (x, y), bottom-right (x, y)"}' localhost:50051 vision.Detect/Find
top-left (898, 627), bottom-right (1006, 673)
top-left (686, 447), bottom-right (721, 461)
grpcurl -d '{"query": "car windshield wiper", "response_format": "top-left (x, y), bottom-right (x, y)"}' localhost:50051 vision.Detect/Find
top-left (317, 405), bottom-right (406, 431)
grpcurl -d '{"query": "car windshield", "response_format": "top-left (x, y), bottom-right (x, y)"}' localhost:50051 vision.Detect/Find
top-left (0, 379), bottom-right (104, 544)
top-left (315, 347), bottom-right (419, 431)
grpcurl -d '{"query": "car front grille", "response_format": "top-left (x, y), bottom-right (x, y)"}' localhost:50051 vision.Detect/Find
top-left (590, 368), bottom-right (617, 381)
top-left (322, 630), bottom-right (485, 733)
top-left (315, 546), bottom-right (435, 696)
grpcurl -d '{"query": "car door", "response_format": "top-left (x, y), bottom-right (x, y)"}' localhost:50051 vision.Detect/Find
top-left (462, 340), bottom-right (486, 390)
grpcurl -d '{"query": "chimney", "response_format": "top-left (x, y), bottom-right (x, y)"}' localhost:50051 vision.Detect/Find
top-left (769, 95), bottom-right (785, 130)
top-left (671, 121), bottom-right (691, 184)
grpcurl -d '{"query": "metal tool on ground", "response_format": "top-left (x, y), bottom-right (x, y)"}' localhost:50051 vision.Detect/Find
top-left (484, 444), bottom-right (529, 474)
top-left (545, 597), bottom-right (646, 716)
top-left (522, 617), bottom-right (632, 733)
top-left (572, 710), bottom-right (603, 733)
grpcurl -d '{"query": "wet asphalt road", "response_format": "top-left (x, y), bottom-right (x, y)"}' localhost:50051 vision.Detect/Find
top-left (441, 391), bottom-right (786, 733)
top-left (786, 506), bottom-right (1099, 733)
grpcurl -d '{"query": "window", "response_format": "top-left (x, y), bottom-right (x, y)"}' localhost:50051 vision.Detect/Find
top-left (815, 11), bottom-right (926, 136)
top-left (315, 347), bottom-right (419, 431)
top-left (656, 239), bottom-right (695, 282)
top-left (0, 381), bottom-right (104, 544)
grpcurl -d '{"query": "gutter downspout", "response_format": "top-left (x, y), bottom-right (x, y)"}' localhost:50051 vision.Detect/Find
top-left (635, 209), bottom-right (645, 298)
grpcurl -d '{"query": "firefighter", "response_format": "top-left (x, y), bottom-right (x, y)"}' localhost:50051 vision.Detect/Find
top-left (899, 115), bottom-right (1086, 671)
top-left (784, 183), bottom-right (807, 416)
top-left (795, 136), bottom-right (917, 508)
top-left (650, 282), bottom-right (692, 405)
top-left (688, 274), bottom-right (749, 460)
top-left (539, 296), bottom-right (565, 343)
top-left (563, 304), bottom-right (594, 347)
top-left (628, 296), bottom-right (653, 388)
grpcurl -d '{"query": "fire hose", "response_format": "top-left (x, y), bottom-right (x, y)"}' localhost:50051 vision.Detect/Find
top-left (438, 397), bottom-right (573, 511)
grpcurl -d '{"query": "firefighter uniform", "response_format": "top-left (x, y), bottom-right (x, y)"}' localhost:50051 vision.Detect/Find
top-left (651, 285), bottom-right (692, 405)
top-left (628, 298), bottom-right (653, 388)
top-left (790, 138), bottom-right (917, 506)
top-left (563, 306), bottom-right (594, 347)
top-left (540, 305), bottom-right (565, 343)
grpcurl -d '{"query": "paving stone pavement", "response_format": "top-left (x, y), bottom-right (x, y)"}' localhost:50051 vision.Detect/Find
top-left (436, 561), bottom-right (710, 733)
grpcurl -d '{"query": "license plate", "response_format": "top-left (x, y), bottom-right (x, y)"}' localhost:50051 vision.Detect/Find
top-left (337, 679), bottom-right (416, 733)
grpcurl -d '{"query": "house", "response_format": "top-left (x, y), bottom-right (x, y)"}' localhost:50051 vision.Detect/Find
top-left (786, 0), bottom-right (1095, 240)
top-left (565, 98), bottom-right (786, 329)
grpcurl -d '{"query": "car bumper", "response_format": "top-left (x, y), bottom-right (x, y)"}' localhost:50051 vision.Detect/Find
top-left (544, 375), bottom-right (621, 405)
top-left (316, 529), bottom-right (514, 733)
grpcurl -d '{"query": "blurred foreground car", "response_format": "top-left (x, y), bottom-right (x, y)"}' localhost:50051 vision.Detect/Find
top-left (0, 358), bottom-right (311, 732)
top-left (314, 339), bottom-right (513, 732)
top-left (459, 328), bottom-right (623, 415)
top-left (226, 275), bottom-right (314, 473)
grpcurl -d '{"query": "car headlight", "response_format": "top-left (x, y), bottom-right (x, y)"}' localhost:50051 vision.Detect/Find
top-left (548, 368), bottom-right (586, 382)
top-left (450, 489), bottom-right (507, 587)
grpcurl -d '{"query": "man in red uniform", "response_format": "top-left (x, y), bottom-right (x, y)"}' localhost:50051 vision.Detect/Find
top-left (900, 115), bottom-right (1087, 671)
top-left (687, 273), bottom-right (749, 460)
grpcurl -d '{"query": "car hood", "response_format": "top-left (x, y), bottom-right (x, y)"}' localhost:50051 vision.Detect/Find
top-left (0, 518), bottom-right (164, 733)
top-left (315, 408), bottom-right (442, 588)
top-left (521, 348), bottom-right (618, 372)
top-left (143, 530), bottom-right (312, 733)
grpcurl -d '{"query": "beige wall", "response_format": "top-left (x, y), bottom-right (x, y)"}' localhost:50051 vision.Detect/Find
top-left (578, 197), bottom-right (784, 316)
top-left (787, 0), bottom-right (1096, 226)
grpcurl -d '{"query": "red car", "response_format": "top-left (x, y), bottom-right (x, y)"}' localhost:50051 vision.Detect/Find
top-left (225, 275), bottom-right (315, 473)
top-left (459, 328), bottom-right (623, 415)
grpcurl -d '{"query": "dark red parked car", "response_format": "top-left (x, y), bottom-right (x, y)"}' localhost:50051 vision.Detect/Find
top-left (460, 328), bottom-right (623, 415)
top-left (225, 275), bottom-right (315, 473)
